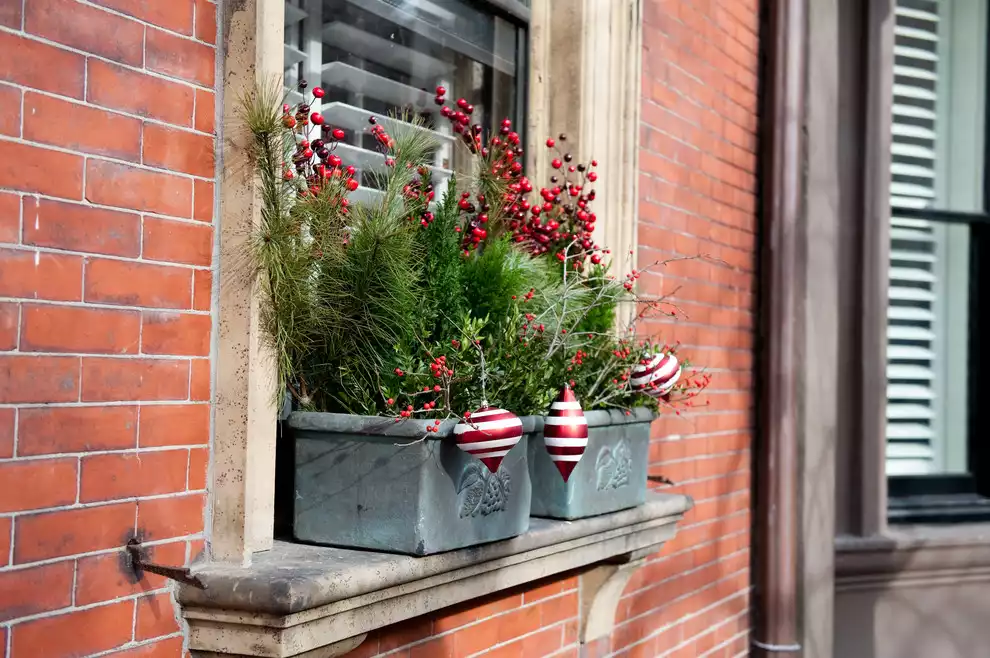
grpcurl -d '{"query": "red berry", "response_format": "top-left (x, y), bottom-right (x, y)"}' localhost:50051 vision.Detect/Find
top-left (588, 172), bottom-right (598, 182)
top-left (303, 148), bottom-right (314, 158)
top-left (328, 154), bottom-right (342, 167)
top-left (546, 138), bottom-right (555, 148)
top-left (551, 158), bottom-right (562, 169)
top-left (347, 178), bottom-right (359, 191)
top-left (387, 398), bottom-right (395, 405)
top-left (310, 112), bottom-right (324, 125)
top-left (331, 128), bottom-right (345, 140)
top-left (591, 159), bottom-right (598, 166)
top-left (313, 87), bottom-right (325, 98)
top-left (346, 165), bottom-right (356, 176)
top-left (591, 254), bottom-right (602, 265)
top-left (436, 85), bottom-right (446, 96)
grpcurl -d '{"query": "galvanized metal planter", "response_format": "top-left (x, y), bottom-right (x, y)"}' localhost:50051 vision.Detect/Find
top-left (286, 412), bottom-right (534, 556)
top-left (528, 408), bottom-right (653, 520)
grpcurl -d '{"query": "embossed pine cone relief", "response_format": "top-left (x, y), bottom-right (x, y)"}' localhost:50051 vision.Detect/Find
top-left (458, 461), bottom-right (512, 518)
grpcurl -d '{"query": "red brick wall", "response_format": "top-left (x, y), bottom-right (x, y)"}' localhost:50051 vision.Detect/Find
top-left (336, 0), bottom-right (760, 657)
top-left (0, 0), bottom-right (216, 656)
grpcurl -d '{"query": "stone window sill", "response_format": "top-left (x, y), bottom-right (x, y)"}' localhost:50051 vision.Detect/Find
top-left (178, 493), bottom-right (692, 658)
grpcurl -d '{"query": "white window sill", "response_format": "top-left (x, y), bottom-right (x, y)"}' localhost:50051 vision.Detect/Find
top-left (178, 493), bottom-right (692, 658)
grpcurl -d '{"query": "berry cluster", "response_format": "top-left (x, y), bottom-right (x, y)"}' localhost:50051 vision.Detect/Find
top-left (507, 135), bottom-right (605, 267)
top-left (281, 80), bottom-right (359, 196)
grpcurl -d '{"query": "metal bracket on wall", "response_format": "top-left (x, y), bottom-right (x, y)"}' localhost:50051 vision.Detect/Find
top-left (126, 538), bottom-right (207, 590)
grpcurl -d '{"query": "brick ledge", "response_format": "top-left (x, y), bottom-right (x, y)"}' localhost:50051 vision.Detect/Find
top-left (178, 492), bottom-right (691, 658)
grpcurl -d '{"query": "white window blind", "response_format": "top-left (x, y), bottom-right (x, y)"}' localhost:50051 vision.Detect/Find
top-left (282, 0), bottom-right (524, 204)
top-left (886, 0), bottom-right (983, 476)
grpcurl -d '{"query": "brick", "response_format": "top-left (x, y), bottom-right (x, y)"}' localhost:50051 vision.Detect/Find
top-left (0, 249), bottom-right (83, 301)
top-left (142, 311), bottom-right (211, 356)
top-left (88, 59), bottom-right (194, 127)
top-left (137, 493), bottom-right (205, 541)
top-left (143, 124), bottom-right (214, 177)
top-left (0, 190), bottom-right (19, 243)
top-left (496, 607), bottom-right (543, 643)
top-left (0, 355), bottom-right (79, 403)
top-left (0, 302), bottom-right (16, 350)
top-left (90, 0), bottom-right (193, 35)
top-left (75, 541), bottom-right (185, 604)
top-left (188, 537), bottom-right (205, 561)
top-left (21, 304), bottom-right (140, 354)
top-left (18, 405), bottom-right (137, 455)
top-left (434, 592), bottom-right (521, 633)
top-left (195, 89), bottom-right (215, 134)
top-left (190, 358), bottom-right (210, 400)
top-left (0, 407), bottom-right (12, 457)
top-left (193, 269), bottom-right (212, 310)
top-left (22, 197), bottom-right (141, 257)
top-left (0, 82), bottom-right (19, 136)
top-left (139, 404), bottom-right (209, 447)
top-left (81, 357), bottom-right (189, 402)
top-left (521, 626), bottom-right (563, 658)
top-left (26, 0), bottom-right (144, 66)
top-left (24, 93), bottom-right (142, 161)
top-left (0, 140), bottom-right (83, 199)
top-left (453, 617), bottom-right (501, 656)
top-left (80, 449), bottom-right (188, 502)
top-left (0, 561), bottom-right (74, 622)
top-left (193, 180), bottom-right (214, 223)
top-left (142, 217), bottom-right (213, 266)
top-left (0, 31), bottom-right (85, 99)
top-left (14, 501), bottom-right (135, 563)
top-left (523, 577), bottom-right (576, 603)
top-left (377, 618), bottom-right (433, 653)
top-left (0, 458), bottom-right (77, 512)
top-left (85, 258), bottom-right (193, 309)
top-left (135, 592), bottom-right (181, 640)
top-left (86, 160), bottom-right (192, 218)
top-left (195, 0), bottom-right (217, 43)
top-left (0, 0), bottom-right (21, 27)
top-left (105, 637), bottom-right (186, 658)
top-left (410, 638), bottom-right (454, 658)
top-left (189, 446), bottom-right (208, 490)
top-left (10, 600), bottom-right (134, 658)
top-left (146, 28), bottom-right (215, 88)
top-left (0, 516), bottom-right (9, 566)
top-left (541, 592), bottom-right (577, 625)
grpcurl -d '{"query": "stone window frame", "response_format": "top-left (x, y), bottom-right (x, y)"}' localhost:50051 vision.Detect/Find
top-left (210, 0), bottom-right (646, 566)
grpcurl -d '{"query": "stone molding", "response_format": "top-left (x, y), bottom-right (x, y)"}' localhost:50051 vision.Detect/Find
top-left (180, 493), bottom-right (691, 657)
top-left (835, 529), bottom-right (990, 591)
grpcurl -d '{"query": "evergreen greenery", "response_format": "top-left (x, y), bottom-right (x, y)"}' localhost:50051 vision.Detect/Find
top-left (241, 83), bottom-right (702, 419)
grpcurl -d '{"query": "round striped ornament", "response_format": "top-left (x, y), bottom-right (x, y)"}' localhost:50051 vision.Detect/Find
top-left (453, 405), bottom-right (523, 473)
top-left (544, 385), bottom-right (589, 482)
top-left (630, 352), bottom-right (681, 398)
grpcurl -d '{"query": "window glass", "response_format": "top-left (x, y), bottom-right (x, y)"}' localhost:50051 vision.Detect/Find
top-left (283, 0), bottom-right (525, 201)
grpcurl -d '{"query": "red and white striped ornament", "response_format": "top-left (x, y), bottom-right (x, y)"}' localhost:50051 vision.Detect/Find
top-left (453, 405), bottom-right (523, 473)
top-left (630, 352), bottom-right (681, 398)
top-left (544, 385), bottom-right (589, 482)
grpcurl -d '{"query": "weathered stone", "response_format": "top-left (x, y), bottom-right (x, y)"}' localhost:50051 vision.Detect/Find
top-left (179, 493), bottom-right (691, 657)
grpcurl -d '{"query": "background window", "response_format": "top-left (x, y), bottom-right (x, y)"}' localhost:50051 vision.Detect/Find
top-left (282, 0), bottom-right (528, 205)
top-left (885, 0), bottom-right (990, 521)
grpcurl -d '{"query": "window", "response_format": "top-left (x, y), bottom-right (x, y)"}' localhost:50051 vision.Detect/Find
top-left (885, 0), bottom-right (990, 521)
top-left (282, 0), bottom-right (529, 205)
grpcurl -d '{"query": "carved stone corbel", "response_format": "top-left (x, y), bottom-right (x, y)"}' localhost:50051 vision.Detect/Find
top-left (579, 547), bottom-right (655, 644)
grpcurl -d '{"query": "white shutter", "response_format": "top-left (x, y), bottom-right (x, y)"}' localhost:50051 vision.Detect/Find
top-left (885, 0), bottom-right (982, 476)
top-left (282, 0), bottom-right (522, 202)
top-left (886, 0), bottom-right (941, 475)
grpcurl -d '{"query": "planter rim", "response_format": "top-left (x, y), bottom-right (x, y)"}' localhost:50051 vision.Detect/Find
top-left (287, 406), bottom-right (655, 439)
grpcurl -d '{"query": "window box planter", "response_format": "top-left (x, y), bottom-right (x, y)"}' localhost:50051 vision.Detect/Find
top-left (287, 411), bottom-right (534, 555)
top-left (529, 407), bottom-right (653, 519)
